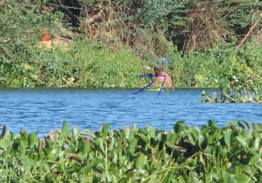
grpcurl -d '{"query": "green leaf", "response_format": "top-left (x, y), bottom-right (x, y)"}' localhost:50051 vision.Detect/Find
top-left (61, 121), bottom-right (69, 136)
top-left (218, 146), bottom-right (226, 159)
top-left (186, 133), bottom-right (196, 146)
top-left (132, 122), bottom-right (137, 130)
top-left (167, 133), bottom-right (177, 148)
top-left (1, 146), bottom-right (11, 158)
top-left (201, 127), bottom-right (209, 136)
top-left (22, 156), bottom-right (35, 169)
top-left (0, 169), bottom-right (8, 180)
top-left (108, 137), bottom-right (115, 152)
top-left (236, 121), bottom-right (245, 129)
top-left (188, 128), bottom-right (198, 141)
top-left (235, 136), bottom-right (248, 148)
top-left (178, 176), bottom-right (186, 183)
top-left (81, 160), bottom-right (98, 173)
top-left (253, 123), bottom-right (262, 132)
top-left (80, 129), bottom-right (96, 138)
top-left (65, 153), bottom-right (81, 162)
top-left (147, 125), bottom-right (156, 139)
top-left (198, 135), bottom-right (205, 149)
top-left (242, 166), bottom-right (252, 175)
top-left (248, 147), bottom-right (258, 156)
top-left (111, 173), bottom-right (117, 183)
top-left (214, 129), bottom-right (222, 142)
top-left (235, 173), bottom-right (250, 183)
top-left (98, 138), bottom-right (105, 155)
top-left (72, 126), bottom-right (79, 138)
top-left (174, 121), bottom-right (185, 134)
top-left (101, 124), bottom-right (110, 138)
top-left (207, 135), bottom-right (213, 145)
top-left (20, 131), bottom-right (28, 145)
top-left (124, 126), bottom-right (131, 139)
top-left (222, 171), bottom-right (230, 183)
top-left (163, 172), bottom-right (173, 182)
top-left (128, 130), bottom-right (135, 142)
top-left (66, 166), bottom-right (80, 174)
top-left (0, 139), bottom-right (11, 151)
top-left (10, 132), bottom-right (16, 141)
top-left (243, 120), bottom-right (252, 130)
top-left (248, 154), bottom-right (260, 165)
top-left (135, 153), bottom-right (145, 168)
top-left (254, 137), bottom-right (260, 149)
top-left (136, 133), bottom-right (148, 143)
top-left (129, 138), bottom-right (138, 155)
top-left (208, 120), bottom-right (217, 128)
top-left (28, 131), bottom-right (38, 147)
top-left (80, 138), bottom-right (90, 154)
top-left (38, 139), bottom-right (44, 152)
top-left (199, 153), bottom-right (206, 165)
top-left (224, 128), bottom-right (232, 147)
top-left (45, 139), bottom-right (52, 149)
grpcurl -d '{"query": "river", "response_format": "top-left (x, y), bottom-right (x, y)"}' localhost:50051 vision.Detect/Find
top-left (0, 88), bottom-right (261, 137)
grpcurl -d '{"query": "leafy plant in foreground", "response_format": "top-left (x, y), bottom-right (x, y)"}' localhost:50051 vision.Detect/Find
top-left (0, 120), bottom-right (262, 182)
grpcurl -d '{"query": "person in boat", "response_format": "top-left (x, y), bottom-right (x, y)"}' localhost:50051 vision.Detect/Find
top-left (149, 64), bottom-right (173, 88)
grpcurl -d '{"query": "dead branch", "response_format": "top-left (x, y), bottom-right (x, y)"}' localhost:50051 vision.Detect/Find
top-left (235, 11), bottom-right (262, 52)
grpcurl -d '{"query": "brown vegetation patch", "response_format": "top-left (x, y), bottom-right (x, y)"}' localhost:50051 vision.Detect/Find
top-left (182, 3), bottom-right (227, 53)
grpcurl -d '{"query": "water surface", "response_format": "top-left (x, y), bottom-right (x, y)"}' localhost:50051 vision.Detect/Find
top-left (0, 88), bottom-right (261, 137)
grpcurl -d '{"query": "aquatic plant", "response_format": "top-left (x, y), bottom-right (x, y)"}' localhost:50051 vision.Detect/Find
top-left (200, 89), bottom-right (262, 103)
top-left (0, 120), bottom-right (262, 182)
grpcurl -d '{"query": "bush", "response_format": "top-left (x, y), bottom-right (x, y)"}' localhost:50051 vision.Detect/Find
top-left (1, 121), bottom-right (262, 182)
top-left (0, 36), bottom-right (149, 88)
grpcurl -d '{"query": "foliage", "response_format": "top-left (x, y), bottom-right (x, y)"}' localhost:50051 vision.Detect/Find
top-left (1, 0), bottom-right (262, 90)
top-left (155, 38), bottom-right (262, 88)
top-left (179, 0), bottom-right (262, 52)
top-left (75, 0), bottom-right (191, 60)
top-left (1, 121), bottom-right (262, 182)
top-left (197, 39), bottom-right (262, 103)
top-left (1, 36), bottom-right (262, 89)
top-left (72, 0), bottom-right (262, 54)
top-left (0, 0), bottom-right (63, 59)
top-left (215, 0), bottom-right (262, 37)
top-left (200, 89), bottom-right (262, 103)
top-left (0, 37), bottom-right (150, 88)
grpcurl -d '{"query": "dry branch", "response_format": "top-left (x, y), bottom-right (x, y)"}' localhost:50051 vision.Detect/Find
top-left (235, 11), bottom-right (262, 52)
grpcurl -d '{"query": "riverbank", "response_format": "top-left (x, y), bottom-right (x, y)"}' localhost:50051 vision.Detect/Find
top-left (1, 0), bottom-right (262, 90)
top-left (1, 37), bottom-right (262, 90)
top-left (0, 121), bottom-right (261, 182)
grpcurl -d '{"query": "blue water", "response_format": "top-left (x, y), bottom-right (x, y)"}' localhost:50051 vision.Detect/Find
top-left (0, 88), bottom-right (261, 137)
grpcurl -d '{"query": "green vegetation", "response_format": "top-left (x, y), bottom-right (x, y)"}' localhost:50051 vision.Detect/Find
top-left (200, 89), bottom-right (262, 103)
top-left (1, 121), bottom-right (262, 182)
top-left (1, 1), bottom-right (262, 182)
top-left (0, 38), bottom-right (149, 88)
top-left (0, 0), bottom-right (262, 93)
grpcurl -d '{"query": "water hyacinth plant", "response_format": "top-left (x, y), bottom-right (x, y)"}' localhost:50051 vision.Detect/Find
top-left (200, 89), bottom-right (262, 103)
top-left (0, 121), bottom-right (262, 182)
